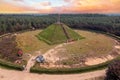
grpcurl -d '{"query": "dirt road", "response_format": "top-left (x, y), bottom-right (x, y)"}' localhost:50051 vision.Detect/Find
top-left (23, 56), bottom-right (36, 72)
top-left (0, 68), bottom-right (105, 80)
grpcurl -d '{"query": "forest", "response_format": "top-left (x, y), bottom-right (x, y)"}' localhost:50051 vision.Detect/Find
top-left (0, 14), bottom-right (120, 36)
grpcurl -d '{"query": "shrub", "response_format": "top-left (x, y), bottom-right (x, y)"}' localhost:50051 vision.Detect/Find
top-left (0, 35), bottom-right (20, 62)
top-left (0, 59), bottom-right (24, 70)
top-left (105, 60), bottom-right (120, 80)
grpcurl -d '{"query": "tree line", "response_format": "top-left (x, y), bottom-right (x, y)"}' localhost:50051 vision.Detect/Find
top-left (0, 14), bottom-right (120, 36)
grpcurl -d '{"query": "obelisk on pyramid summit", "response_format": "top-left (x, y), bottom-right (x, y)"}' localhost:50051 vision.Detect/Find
top-left (56, 7), bottom-right (61, 24)
top-left (57, 13), bottom-right (61, 24)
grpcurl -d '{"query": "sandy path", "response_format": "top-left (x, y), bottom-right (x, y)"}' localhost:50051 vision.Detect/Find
top-left (0, 68), bottom-right (105, 80)
top-left (43, 43), bottom-right (65, 63)
top-left (43, 43), bottom-right (120, 66)
top-left (22, 43), bottom-right (64, 73)
top-left (43, 42), bottom-right (73, 63)
top-left (23, 56), bottom-right (36, 72)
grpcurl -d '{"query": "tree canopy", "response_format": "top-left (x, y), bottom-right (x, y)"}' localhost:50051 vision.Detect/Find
top-left (0, 14), bottom-right (120, 36)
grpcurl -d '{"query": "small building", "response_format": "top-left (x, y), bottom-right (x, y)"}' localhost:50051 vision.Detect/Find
top-left (35, 55), bottom-right (45, 63)
top-left (17, 49), bottom-right (23, 57)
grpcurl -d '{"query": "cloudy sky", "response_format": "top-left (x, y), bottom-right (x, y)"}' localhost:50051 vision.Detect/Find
top-left (0, 0), bottom-right (120, 14)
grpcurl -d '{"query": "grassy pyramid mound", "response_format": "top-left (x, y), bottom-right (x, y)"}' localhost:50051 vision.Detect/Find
top-left (37, 23), bottom-right (84, 44)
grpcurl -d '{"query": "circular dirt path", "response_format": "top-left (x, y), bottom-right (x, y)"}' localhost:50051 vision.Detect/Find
top-left (0, 68), bottom-right (105, 80)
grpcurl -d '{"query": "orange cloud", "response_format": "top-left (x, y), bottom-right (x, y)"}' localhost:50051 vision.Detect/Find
top-left (61, 0), bottom-right (120, 13)
top-left (38, 1), bottom-right (51, 6)
top-left (0, 1), bottom-right (52, 13)
top-left (0, 1), bottom-right (35, 13)
top-left (0, 0), bottom-right (119, 14)
top-left (33, 1), bottom-right (52, 10)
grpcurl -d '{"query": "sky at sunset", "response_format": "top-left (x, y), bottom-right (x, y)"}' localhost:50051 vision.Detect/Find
top-left (0, 0), bottom-right (120, 14)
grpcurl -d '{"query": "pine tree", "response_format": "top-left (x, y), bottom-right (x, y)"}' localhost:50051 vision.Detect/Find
top-left (105, 60), bottom-right (120, 80)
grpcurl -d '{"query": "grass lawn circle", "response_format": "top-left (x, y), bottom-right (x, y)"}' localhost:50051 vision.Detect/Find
top-left (0, 29), bottom-right (120, 73)
top-left (15, 29), bottom-right (120, 73)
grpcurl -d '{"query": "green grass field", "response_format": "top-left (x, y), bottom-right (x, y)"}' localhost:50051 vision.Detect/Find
top-left (16, 29), bottom-right (116, 65)
top-left (16, 30), bottom-right (56, 54)
top-left (66, 30), bottom-right (115, 55)
top-left (37, 23), bottom-right (84, 44)
top-left (55, 30), bottom-right (116, 65)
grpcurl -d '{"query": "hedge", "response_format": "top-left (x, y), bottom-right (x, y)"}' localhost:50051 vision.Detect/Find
top-left (30, 61), bottom-right (108, 74)
top-left (30, 56), bottom-right (120, 74)
top-left (0, 59), bottom-right (25, 70)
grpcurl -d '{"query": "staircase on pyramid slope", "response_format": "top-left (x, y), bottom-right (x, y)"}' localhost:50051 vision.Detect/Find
top-left (36, 14), bottom-right (84, 45)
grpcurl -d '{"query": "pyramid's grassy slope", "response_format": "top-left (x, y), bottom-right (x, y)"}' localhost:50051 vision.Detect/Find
top-left (37, 23), bottom-right (84, 44)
